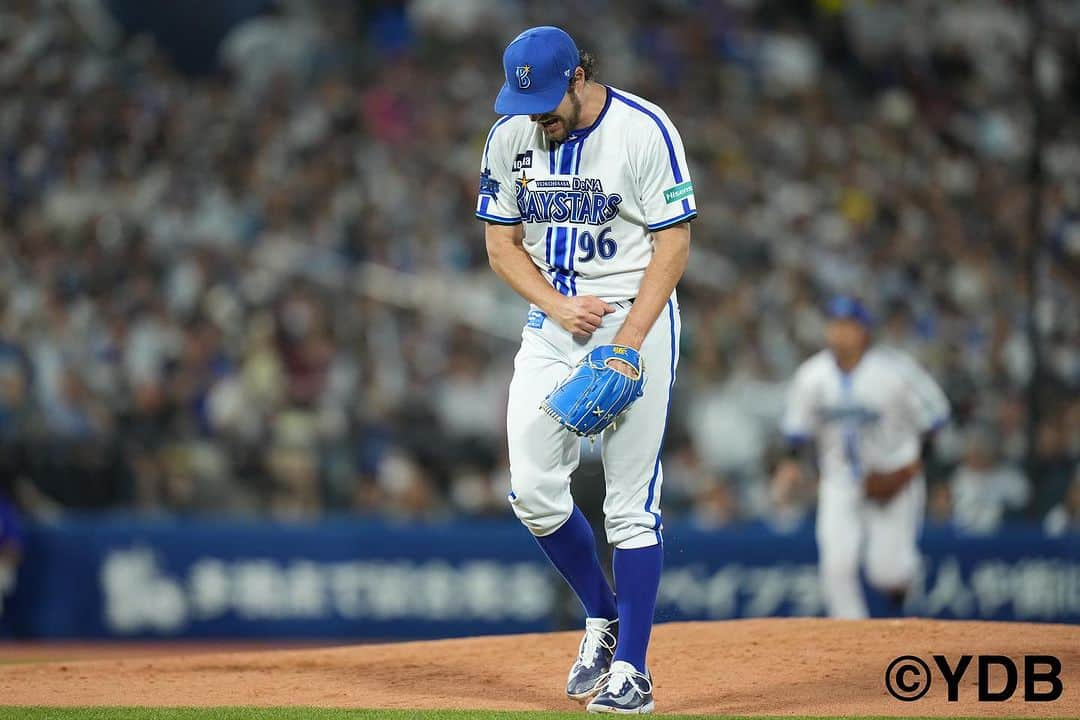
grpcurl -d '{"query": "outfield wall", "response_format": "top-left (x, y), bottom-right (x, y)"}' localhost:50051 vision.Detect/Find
top-left (2, 518), bottom-right (1078, 638)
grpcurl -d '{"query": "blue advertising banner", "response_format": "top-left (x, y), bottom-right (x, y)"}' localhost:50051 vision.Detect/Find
top-left (659, 523), bottom-right (1080, 622)
top-left (2, 518), bottom-right (1078, 638)
top-left (5, 518), bottom-right (555, 639)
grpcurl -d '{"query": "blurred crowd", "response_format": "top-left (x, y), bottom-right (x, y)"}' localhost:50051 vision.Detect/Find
top-left (0, 0), bottom-right (1077, 535)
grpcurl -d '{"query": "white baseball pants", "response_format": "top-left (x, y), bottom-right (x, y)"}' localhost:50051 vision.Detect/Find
top-left (816, 474), bottom-right (926, 618)
top-left (505, 297), bottom-right (680, 549)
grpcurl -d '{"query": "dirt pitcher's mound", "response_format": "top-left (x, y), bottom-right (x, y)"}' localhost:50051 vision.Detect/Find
top-left (2, 619), bottom-right (1078, 716)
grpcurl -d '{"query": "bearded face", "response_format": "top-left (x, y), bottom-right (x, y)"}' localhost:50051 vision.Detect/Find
top-left (530, 83), bottom-right (582, 143)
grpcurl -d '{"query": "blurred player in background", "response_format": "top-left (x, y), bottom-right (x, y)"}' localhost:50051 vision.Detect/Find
top-left (0, 476), bottom-right (22, 619)
top-left (773, 297), bottom-right (950, 618)
top-left (0, 358), bottom-right (28, 619)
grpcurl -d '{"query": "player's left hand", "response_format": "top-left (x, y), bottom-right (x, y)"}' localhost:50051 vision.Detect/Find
top-left (540, 344), bottom-right (646, 437)
top-left (605, 357), bottom-right (638, 377)
top-left (609, 327), bottom-right (644, 377)
top-left (863, 460), bottom-right (922, 502)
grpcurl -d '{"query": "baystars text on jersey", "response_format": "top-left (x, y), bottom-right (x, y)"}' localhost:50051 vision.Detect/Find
top-left (516, 175), bottom-right (622, 225)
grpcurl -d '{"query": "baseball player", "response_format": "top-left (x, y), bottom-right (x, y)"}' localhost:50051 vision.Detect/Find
top-left (773, 297), bottom-right (950, 619)
top-left (0, 441), bottom-right (23, 619)
top-left (476, 26), bottom-right (696, 713)
top-left (0, 492), bottom-right (22, 620)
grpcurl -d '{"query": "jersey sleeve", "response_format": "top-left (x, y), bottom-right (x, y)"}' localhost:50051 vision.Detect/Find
top-left (780, 361), bottom-right (819, 442)
top-left (475, 117), bottom-right (521, 225)
top-left (634, 112), bottom-right (698, 232)
top-left (896, 353), bottom-right (950, 434)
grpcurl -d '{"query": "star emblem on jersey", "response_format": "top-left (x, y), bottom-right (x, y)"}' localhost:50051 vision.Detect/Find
top-left (514, 173), bottom-right (623, 225)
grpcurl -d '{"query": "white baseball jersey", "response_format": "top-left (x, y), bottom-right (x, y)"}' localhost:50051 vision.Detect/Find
top-left (783, 346), bottom-right (949, 618)
top-left (476, 86), bottom-right (697, 302)
top-left (781, 346), bottom-right (950, 486)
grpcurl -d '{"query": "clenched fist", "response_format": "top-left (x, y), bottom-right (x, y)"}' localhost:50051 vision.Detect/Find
top-left (551, 295), bottom-right (615, 338)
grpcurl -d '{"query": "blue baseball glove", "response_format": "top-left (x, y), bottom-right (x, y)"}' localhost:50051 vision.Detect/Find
top-left (541, 345), bottom-right (646, 437)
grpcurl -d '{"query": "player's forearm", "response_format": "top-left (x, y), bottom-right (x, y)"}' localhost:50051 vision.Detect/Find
top-left (613, 223), bottom-right (690, 349)
top-left (486, 228), bottom-right (566, 314)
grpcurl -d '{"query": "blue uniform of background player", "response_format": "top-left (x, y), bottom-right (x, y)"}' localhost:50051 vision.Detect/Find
top-left (0, 494), bottom-right (22, 620)
top-left (477, 27), bottom-right (696, 714)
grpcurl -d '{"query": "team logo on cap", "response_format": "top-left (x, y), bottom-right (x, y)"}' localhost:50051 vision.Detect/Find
top-left (516, 65), bottom-right (531, 89)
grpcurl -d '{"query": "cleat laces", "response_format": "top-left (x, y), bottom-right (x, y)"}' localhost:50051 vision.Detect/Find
top-left (577, 623), bottom-right (617, 669)
top-left (597, 663), bottom-right (652, 696)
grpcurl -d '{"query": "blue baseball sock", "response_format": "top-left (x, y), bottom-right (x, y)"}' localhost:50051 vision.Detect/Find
top-left (533, 506), bottom-right (618, 620)
top-left (612, 542), bottom-right (663, 673)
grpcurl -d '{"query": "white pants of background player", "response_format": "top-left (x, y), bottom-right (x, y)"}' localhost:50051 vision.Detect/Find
top-left (506, 297), bottom-right (680, 549)
top-left (816, 474), bottom-right (926, 618)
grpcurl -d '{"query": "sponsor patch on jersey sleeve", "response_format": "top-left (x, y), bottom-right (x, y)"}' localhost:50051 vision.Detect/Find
top-left (479, 168), bottom-right (501, 199)
top-left (662, 180), bottom-right (694, 204)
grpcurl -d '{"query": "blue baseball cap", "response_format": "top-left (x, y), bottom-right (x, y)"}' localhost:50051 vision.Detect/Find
top-left (826, 295), bottom-right (873, 328)
top-left (495, 26), bottom-right (579, 115)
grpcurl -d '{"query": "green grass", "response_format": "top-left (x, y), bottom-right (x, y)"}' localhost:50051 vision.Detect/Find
top-left (0, 712), bottom-right (1020, 720)
top-left (0, 657), bottom-right (67, 666)
top-left (0, 712), bottom-right (736, 720)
